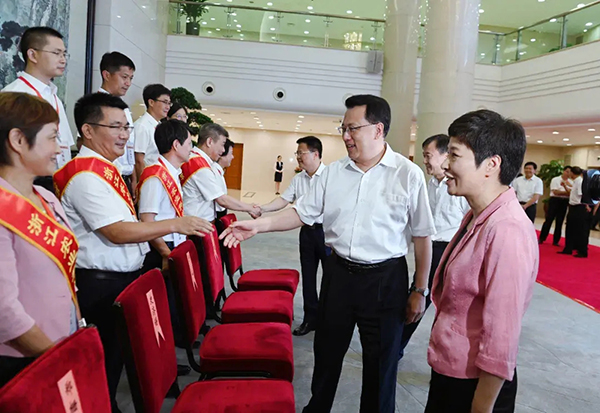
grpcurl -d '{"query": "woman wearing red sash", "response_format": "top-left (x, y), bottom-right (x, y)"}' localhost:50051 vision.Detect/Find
top-left (0, 92), bottom-right (79, 387)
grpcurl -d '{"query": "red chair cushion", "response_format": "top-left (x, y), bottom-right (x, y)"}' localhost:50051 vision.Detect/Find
top-left (0, 328), bottom-right (110, 413)
top-left (172, 379), bottom-right (295, 413)
top-left (222, 290), bottom-right (294, 325)
top-left (168, 240), bottom-right (207, 345)
top-left (238, 269), bottom-right (300, 294)
top-left (199, 322), bottom-right (294, 382)
top-left (219, 213), bottom-right (243, 275)
top-left (114, 269), bottom-right (177, 413)
top-left (198, 225), bottom-right (225, 304)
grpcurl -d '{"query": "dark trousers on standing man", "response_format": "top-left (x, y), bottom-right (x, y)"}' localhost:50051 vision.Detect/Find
top-left (539, 197), bottom-right (569, 245)
top-left (563, 204), bottom-right (591, 257)
top-left (303, 253), bottom-right (408, 413)
top-left (399, 241), bottom-right (448, 359)
top-left (520, 202), bottom-right (537, 223)
top-left (76, 268), bottom-right (142, 413)
top-left (299, 224), bottom-right (329, 325)
top-left (425, 369), bottom-right (518, 413)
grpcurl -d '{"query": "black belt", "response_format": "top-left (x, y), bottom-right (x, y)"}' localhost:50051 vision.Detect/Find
top-left (334, 252), bottom-right (402, 273)
top-left (75, 268), bottom-right (143, 281)
top-left (303, 223), bottom-right (323, 230)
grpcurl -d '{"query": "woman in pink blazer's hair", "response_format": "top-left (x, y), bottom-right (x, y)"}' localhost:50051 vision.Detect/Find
top-left (425, 110), bottom-right (539, 413)
top-left (0, 92), bottom-right (79, 387)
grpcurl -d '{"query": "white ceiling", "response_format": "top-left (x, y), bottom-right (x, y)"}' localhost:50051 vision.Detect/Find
top-left (525, 124), bottom-right (600, 147)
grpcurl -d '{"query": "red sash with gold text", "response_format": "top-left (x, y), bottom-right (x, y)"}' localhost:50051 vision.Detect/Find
top-left (137, 159), bottom-right (184, 217)
top-left (180, 154), bottom-right (210, 187)
top-left (53, 157), bottom-right (136, 216)
top-left (0, 187), bottom-right (79, 304)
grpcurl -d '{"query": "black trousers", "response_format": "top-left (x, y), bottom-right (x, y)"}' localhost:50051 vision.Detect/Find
top-left (76, 269), bottom-right (142, 413)
top-left (591, 206), bottom-right (600, 230)
top-left (425, 369), bottom-right (518, 413)
top-left (539, 197), bottom-right (569, 244)
top-left (299, 224), bottom-right (329, 325)
top-left (0, 355), bottom-right (35, 388)
top-left (303, 254), bottom-right (408, 413)
top-left (121, 174), bottom-right (133, 198)
top-left (520, 202), bottom-right (537, 223)
top-left (399, 241), bottom-right (448, 359)
top-left (563, 205), bottom-right (591, 256)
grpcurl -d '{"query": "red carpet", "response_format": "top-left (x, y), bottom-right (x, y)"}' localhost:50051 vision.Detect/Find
top-left (536, 231), bottom-right (600, 313)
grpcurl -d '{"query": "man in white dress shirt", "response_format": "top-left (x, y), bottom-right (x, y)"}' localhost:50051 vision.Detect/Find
top-left (221, 95), bottom-right (435, 413)
top-left (181, 123), bottom-right (260, 222)
top-left (2, 27), bottom-right (75, 191)
top-left (214, 138), bottom-right (235, 220)
top-left (539, 165), bottom-right (572, 245)
top-left (399, 134), bottom-right (469, 360)
top-left (56, 93), bottom-right (212, 413)
top-left (134, 84), bottom-right (171, 179)
top-left (512, 161), bottom-right (544, 223)
top-left (260, 136), bottom-right (328, 336)
top-left (559, 166), bottom-right (591, 258)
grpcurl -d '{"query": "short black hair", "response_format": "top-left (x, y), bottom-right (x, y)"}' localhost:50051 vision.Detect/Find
top-left (74, 93), bottom-right (128, 137)
top-left (448, 109), bottom-right (526, 186)
top-left (422, 134), bottom-right (449, 154)
top-left (524, 161), bottom-right (537, 170)
top-left (296, 135), bottom-right (322, 158)
top-left (142, 84), bottom-right (171, 108)
top-left (198, 123), bottom-right (228, 146)
top-left (571, 166), bottom-right (583, 176)
top-left (100, 52), bottom-right (136, 75)
top-left (19, 27), bottom-right (64, 64)
top-left (345, 94), bottom-right (391, 137)
top-left (155, 119), bottom-right (190, 155)
top-left (167, 102), bottom-right (187, 119)
top-left (564, 165), bottom-right (572, 171)
top-left (221, 138), bottom-right (235, 157)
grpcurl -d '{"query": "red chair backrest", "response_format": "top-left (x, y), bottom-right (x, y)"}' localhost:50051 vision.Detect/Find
top-left (168, 240), bottom-right (207, 345)
top-left (0, 327), bottom-right (110, 412)
top-left (114, 269), bottom-right (177, 413)
top-left (218, 213), bottom-right (243, 276)
top-left (198, 224), bottom-right (225, 303)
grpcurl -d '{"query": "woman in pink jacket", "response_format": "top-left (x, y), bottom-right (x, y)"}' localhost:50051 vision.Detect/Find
top-left (425, 110), bottom-right (539, 413)
top-left (0, 92), bottom-right (80, 387)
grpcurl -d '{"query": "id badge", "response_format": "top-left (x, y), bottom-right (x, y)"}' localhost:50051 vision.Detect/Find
top-left (127, 142), bottom-right (135, 165)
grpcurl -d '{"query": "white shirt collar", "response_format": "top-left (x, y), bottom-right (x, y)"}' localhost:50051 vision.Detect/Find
top-left (98, 87), bottom-right (110, 94)
top-left (158, 154), bottom-right (182, 177)
top-left (142, 111), bottom-right (160, 127)
top-left (429, 176), bottom-right (448, 188)
top-left (214, 162), bottom-right (225, 174)
top-left (343, 142), bottom-right (397, 172)
top-left (193, 147), bottom-right (214, 165)
top-left (301, 162), bottom-right (326, 179)
top-left (18, 71), bottom-right (56, 95)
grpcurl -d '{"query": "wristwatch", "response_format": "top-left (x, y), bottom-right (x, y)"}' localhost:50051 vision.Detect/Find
top-left (410, 286), bottom-right (430, 297)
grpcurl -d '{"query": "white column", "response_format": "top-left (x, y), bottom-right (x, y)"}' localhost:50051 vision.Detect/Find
top-left (380, 0), bottom-right (420, 157)
top-left (414, 0), bottom-right (480, 166)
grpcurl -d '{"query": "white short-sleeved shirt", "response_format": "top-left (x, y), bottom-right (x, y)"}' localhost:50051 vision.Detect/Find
top-left (133, 111), bottom-right (159, 166)
top-left (294, 143), bottom-right (436, 264)
top-left (60, 146), bottom-right (149, 272)
top-left (182, 148), bottom-right (226, 221)
top-left (512, 175), bottom-right (544, 204)
top-left (428, 177), bottom-right (470, 242)
top-left (213, 163), bottom-right (227, 212)
top-left (281, 163), bottom-right (326, 224)
top-left (569, 176), bottom-right (584, 206)
top-left (138, 155), bottom-right (186, 246)
top-left (2, 72), bottom-right (74, 168)
top-left (98, 88), bottom-right (136, 176)
top-left (550, 176), bottom-right (572, 199)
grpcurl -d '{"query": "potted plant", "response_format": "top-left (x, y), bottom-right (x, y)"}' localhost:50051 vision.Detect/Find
top-left (170, 87), bottom-right (213, 138)
top-left (537, 159), bottom-right (565, 215)
top-left (182, 0), bottom-right (208, 36)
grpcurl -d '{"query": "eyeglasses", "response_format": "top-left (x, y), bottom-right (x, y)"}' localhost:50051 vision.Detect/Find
top-left (337, 123), bottom-right (378, 136)
top-left (155, 99), bottom-right (173, 107)
top-left (174, 114), bottom-right (188, 122)
top-left (33, 49), bottom-right (70, 59)
top-left (87, 123), bottom-right (134, 135)
top-left (294, 150), bottom-right (314, 157)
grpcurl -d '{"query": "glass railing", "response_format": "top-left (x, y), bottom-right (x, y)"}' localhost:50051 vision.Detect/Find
top-left (169, 0), bottom-right (600, 64)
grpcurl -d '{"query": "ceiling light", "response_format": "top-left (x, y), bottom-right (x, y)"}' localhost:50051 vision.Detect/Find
top-left (303, 39), bottom-right (307, 42)
top-left (267, 2), bottom-right (273, 5)
top-left (584, 29), bottom-right (588, 32)
top-left (237, 29), bottom-right (241, 32)
top-left (208, 30), bottom-right (212, 33)
top-left (240, 34), bottom-right (244, 37)
top-left (577, 3), bottom-right (586, 8)
top-left (588, 128), bottom-right (596, 131)
top-left (479, 9), bottom-right (484, 13)
top-left (481, 53), bottom-right (486, 56)
top-left (537, 140), bottom-right (543, 143)
top-left (234, 19), bottom-right (238, 22)
top-left (550, 18), bottom-right (557, 22)
top-left (370, 37), bottom-right (376, 41)
top-left (201, 21), bottom-right (207, 25)
top-left (217, 118), bottom-right (222, 121)
top-left (566, 143), bottom-right (572, 146)
top-left (531, 38), bottom-right (536, 42)
top-left (216, 28), bottom-right (221, 31)
top-left (211, 17), bottom-right (215, 20)
top-left (142, 5), bottom-right (146, 8)
top-left (526, 135), bottom-right (530, 138)
top-left (269, 15), bottom-right (274, 19)
top-left (553, 131), bottom-right (559, 134)
top-left (596, 142), bottom-right (600, 144)
top-left (227, 0), bottom-right (232, 2)
top-left (307, 6), bottom-right (313, 10)
top-left (347, 10), bottom-right (353, 14)
top-left (298, 115), bottom-right (304, 118)
top-left (210, 114), bottom-right (215, 116)
top-left (254, 117), bottom-right (259, 120)
top-left (270, 27), bottom-right (276, 31)
top-left (236, 24), bottom-right (241, 28)
top-left (271, 36), bottom-right (276, 40)
top-left (305, 19), bottom-right (311, 23)
top-left (231, 13), bottom-right (237, 16)
top-left (117, 15), bottom-right (122, 18)
top-left (304, 31), bottom-right (309, 34)
top-left (519, 51), bottom-right (526, 55)
top-left (297, 120), bottom-right (303, 123)
top-left (563, 138), bottom-right (569, 141)
top-left (595, 136), bottom-right (600, 139)
top-left (538, 0), bottom-right (545, 2)
top-left (202, 108), bottom-right (207, 111)
top-left (586, 22), bottom-right (593, 26)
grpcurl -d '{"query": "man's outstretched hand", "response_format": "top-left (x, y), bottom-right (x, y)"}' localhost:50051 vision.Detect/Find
top-left (219, 220), bottom-right (260, 247)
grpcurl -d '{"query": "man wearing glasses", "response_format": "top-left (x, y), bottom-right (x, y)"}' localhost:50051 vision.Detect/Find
top-left (55, 93), bottom-right (212, 413)
top-left (134, 83), bottom-right (172, 180)
top-left (221, 95), bottom-right (434, 413)
top-left (260, 136), bottom-right (328, 336)
top-left (2, 26), bottom-right (75, 191)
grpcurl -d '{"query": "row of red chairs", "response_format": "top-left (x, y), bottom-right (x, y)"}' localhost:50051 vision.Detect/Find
top-left (0, 214), bottom-right (301, 412)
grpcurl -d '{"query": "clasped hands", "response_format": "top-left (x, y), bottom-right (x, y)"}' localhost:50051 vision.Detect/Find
top-left (249, 204), bottom-right (262, 219)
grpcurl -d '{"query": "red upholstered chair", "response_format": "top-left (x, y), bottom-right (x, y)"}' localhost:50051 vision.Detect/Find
top-left (191, 228), bottom-right (226, 318)
top-left (218, 213), bottom-right (300, 294)
top-left (0, 327), bottom-right (110, 412)
top-left (172, 379), bottom-right (295, 413)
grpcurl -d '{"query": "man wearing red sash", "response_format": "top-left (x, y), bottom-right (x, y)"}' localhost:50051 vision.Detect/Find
top-left (55, 93), bottom-right (212, 413)
top-left (2, 27), bottom-right (75, 188)
top-left (0, 93), bottom-right (80, 386)
top-left (181, 123), bottom-right (260, 223)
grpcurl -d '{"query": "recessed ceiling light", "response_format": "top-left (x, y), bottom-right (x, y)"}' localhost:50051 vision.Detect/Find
top-left (577, 3), bottom-right (586, 8)
top-left (479, 9), bottom-right (484, 13)
top-left (271, 36), bottom-right (276, 40)
top-left (596, 142), bottom-right (600, 144)
top-left (211, 17), bottom-right (215, 20)
top-left (208, 30), bottom-right (212, 33)
top-left (346, 10), bottom-right (353, 14)
top-left (519, 51), bottom-right (526, 55)
top-left (217, 118), bottom-right (222, 121)
top-left (142, 5), bottom-right (146, 8)
top-left (304, 31), bottom-right (309, 34)
top-left (531, 38), bottom-right (536, 42)
top-left (303, 39), bottom-right (307, 42)
top-left (588, 128), bottom-right (596, 131)
top-left (305, 19), bottom-right (311, 23)
top-left (537, 140), bottom-right (543, 143)
top-left (297, 120), bottom-right (303, 123)
top-left (553, 131), bottom-right (559, 134)
top-left (234, 19), bottom-right (238, 22)
top-left (268, 15), bottom-right (274, 19)
top-left (267, 2), bottom-right (273, 5)
top-left (550, 18), bottom-right (557, 22)
top-left (563, 138), bottom-right (569, 141)
top-left (117, 15), bottom-right (121, 18)
top-left (227, 0), bottom-right (232, 2)
top-left (595, 135), bottom-right (600, 139)
top-left (210, 114), bottom-right (215, 116)
top-left (307, 6), bottom-right (313, 10)
top-left (566, 144), bottom-right (572, 146)
top-left (236, 29), bottom-right (241, 32)
top-left (270, 27), bottom-right (276, 31)
top-left (584, 29), bottom-right (588, 32)
top-left (298, 115), bottom-right (304, 118)
top-left (586, 22), bottom-right (593, 26)
top-left (201, 21), bottom-right (207, 25)
top-left (526, 135), bottom-right (530, 138)
top-left (538, 0), bottom-right (545, 2)
top-left (231, 13), bottom-right (237, 16)
top-left (216, 28), bottom-right (221, 31)
top-left (236, 24), bottom-right (241, 28)
top-left (370, 37), bottom-right (376, 41)
top-left (481, 53), bottom-right (486, 56)
top-left (240, 34), bottom-right (244, 37)
top-left (202, 108), bottom-right (207, 111)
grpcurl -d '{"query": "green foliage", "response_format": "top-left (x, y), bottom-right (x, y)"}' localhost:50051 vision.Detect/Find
top-left (538, 159), bottom-right (564, 188)
top-left (169, 87), bottom-right (213, 137)
top-left (181, 0), bottom-right (208, 23)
